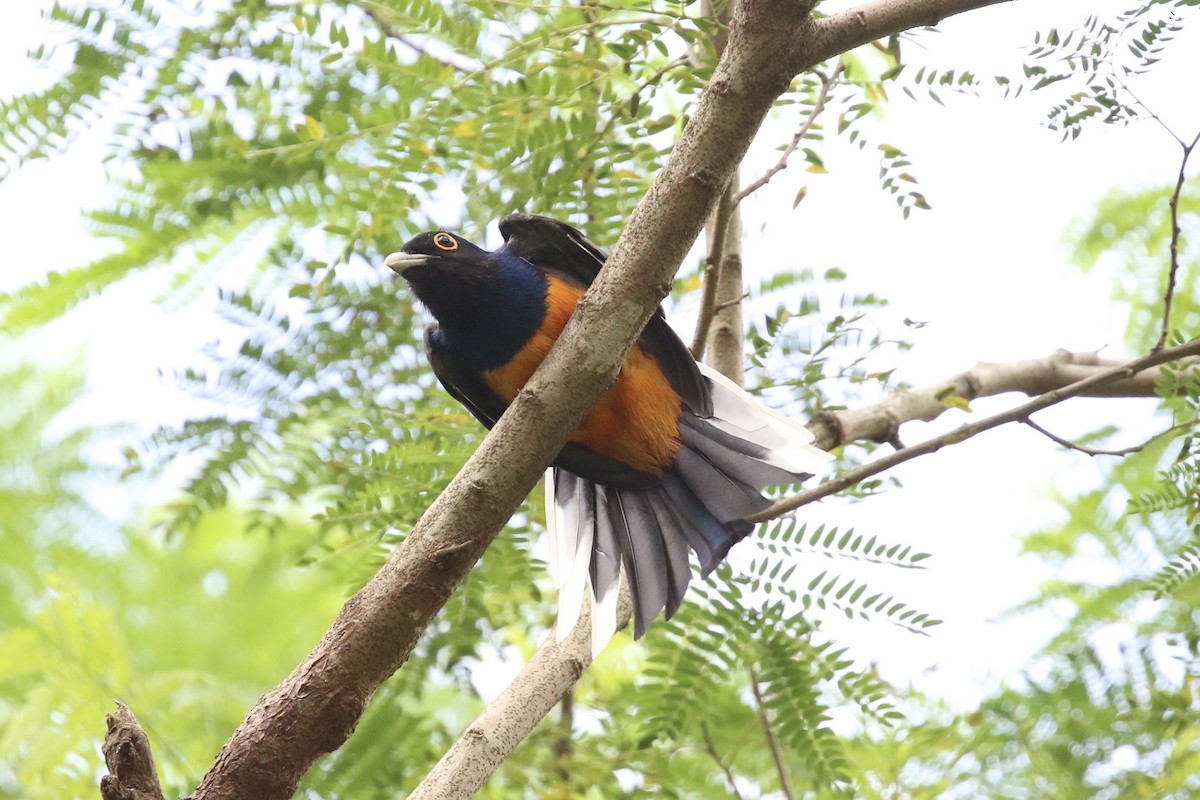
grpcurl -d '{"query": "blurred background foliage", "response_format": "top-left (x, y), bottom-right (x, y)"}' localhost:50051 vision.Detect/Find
top-left (0, 0), bottom-right (1197, 797)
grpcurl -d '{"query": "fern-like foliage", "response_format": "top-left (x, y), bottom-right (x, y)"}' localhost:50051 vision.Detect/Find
top-left (1149, 529), bottom-right (1200, 598)
top-left (1003, 1), bottom-right (1196, 139)
top-left (633, 510), bottom-right (935, 795)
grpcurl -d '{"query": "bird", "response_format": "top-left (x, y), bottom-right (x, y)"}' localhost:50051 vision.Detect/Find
top-left (385, 214), bottom-right (832, 655)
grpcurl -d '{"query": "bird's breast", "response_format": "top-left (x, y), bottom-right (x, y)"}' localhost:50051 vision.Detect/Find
top-left (483, 276), bottom-right (682, 476)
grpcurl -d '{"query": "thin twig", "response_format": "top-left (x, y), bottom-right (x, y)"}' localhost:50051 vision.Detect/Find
top-left (1115, 80), bottom-right (1198, 353)
top-left (700, 720), bottom-right (747, 800)
top-left (734, 59), bottom-right (844, 205)
top-left (359, 4), bottom-right (475, 72)
top-left (715, 292), bottom-right (749, 313)
top-left (1023, 416), bottom-right (1200, 458)
top-left (1156, 129), bottom-right (1200, 352)
top-left (751, 338), bottom-right (1200, 522)
top-left (748, 668), bottom-right (796, 800)
top-left (1121, 82), bottom-right (1188, 150)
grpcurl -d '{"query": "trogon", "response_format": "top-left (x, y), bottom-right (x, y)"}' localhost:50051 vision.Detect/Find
top-left (386, 214), bottom-right (831, 654)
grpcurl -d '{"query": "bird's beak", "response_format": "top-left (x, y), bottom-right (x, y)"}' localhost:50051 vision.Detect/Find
top-left (384, 251), bottom-right (436, 277)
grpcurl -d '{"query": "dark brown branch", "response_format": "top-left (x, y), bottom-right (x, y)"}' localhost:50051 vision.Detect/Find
top-left (749, 669), bottom-right (796, 800)
top-left (1156, 128), bottom-right (1200, 352)
top-left (100, 703), bottom-right (165, 800)
top-left (753, 338), bottom-right (1200, 522)
top-left (1023, 416), bottom-right (1200, 458)
top-left (701, 720), bottom-right (748, 800)
top-left (1104, 60), bottom-right (1198, 354)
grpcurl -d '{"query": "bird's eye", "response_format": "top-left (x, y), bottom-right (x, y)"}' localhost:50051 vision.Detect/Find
top-left (432, 232), bottom-right (458, 251)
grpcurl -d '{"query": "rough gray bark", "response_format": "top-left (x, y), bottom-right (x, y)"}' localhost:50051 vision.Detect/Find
top-left (188, 0), bottom-right (1015, 797)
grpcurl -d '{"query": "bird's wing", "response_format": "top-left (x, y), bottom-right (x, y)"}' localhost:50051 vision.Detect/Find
top-left (424, 326), bottom-right (508, 429)
top-left (498, 214), bottom-right (610, 288)
top-left (498, 213), bottom-right (712, 417)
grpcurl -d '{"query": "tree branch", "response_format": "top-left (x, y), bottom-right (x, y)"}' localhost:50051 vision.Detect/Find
top-left (189, 0), bottom-right (1019, 795)
top-left (803, 348), bottom-right (1200, 452)
top-left (360, 3), bottom-right (476, 72)
top-left (701, 719), bottom-right (748, 800)
top-left (703, 176), bottom-right (747, 382)
top-left (403, 342), bottom-right (1200, 794)
top-left (749, 668), bottom-right (796, 800)
top-left (752, 338), bottom-right (1200, 522)
top-left (691, 177), bottom-right (737, 361)
top-left (403, 343), bottom-right (1200, 798)
top-left (1022, 416), bottom-right (1200, 458)
top-left (100, 703), bottom-right (164, 800)
top-left (408, 585), bottom-right (633, 799)
top-left (734, 60), bottom-right (843, 205)
top-left (1156, 128), bottom-right (1200, 352)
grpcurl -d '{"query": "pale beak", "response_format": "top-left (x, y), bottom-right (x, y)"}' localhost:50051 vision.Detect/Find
top-left (384, 252), bottom-right (437, 276)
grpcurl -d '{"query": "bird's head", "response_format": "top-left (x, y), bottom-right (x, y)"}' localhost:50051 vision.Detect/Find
top-left (385, 228), bottom-right (549, 365)
top-left (385, 230), bottom-right (490, 281)
top-left (385, 229), bottom-right (500, 316)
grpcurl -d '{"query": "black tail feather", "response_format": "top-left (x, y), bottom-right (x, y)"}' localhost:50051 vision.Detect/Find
top-left (588, 485), bottom-right (621, 627)
top-left (648, 490), bottom-right (693, 619)
top-left (660, 472), bottom-right (747, 573)
top-left (609, 490), bottom-right (671, 638)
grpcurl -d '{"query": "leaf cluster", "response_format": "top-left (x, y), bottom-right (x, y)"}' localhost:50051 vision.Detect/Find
top-left (1006, 1), bottom-right (1197, 140)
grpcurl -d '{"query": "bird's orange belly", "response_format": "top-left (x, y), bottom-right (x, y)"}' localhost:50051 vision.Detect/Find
top-left (482, 278), bottom-right (682, 475)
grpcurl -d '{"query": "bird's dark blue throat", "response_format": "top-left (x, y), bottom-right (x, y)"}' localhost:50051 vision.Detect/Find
top-left (386, 234), bottom-right (549, 371)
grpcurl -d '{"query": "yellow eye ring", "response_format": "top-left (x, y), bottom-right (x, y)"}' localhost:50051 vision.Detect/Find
top-left (432, 232), bottom-right (458, 251)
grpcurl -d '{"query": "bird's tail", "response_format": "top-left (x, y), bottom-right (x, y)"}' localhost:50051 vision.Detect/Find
top-left (546, 364), bottom-right (833, 656)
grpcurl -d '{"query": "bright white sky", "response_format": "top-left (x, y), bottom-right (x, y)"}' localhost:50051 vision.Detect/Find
top-left (2, 0), bottom-right (1197, 709)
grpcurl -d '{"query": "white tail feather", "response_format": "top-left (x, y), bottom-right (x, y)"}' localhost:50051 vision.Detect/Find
top-left (592, 576), bottom-right (620, 659)
top-left (698, 362), bottom-right (834, 473)
top-left (550, 471), bottom-right (594, 642)
top-left (545, 469), bottom-right (559, 582)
